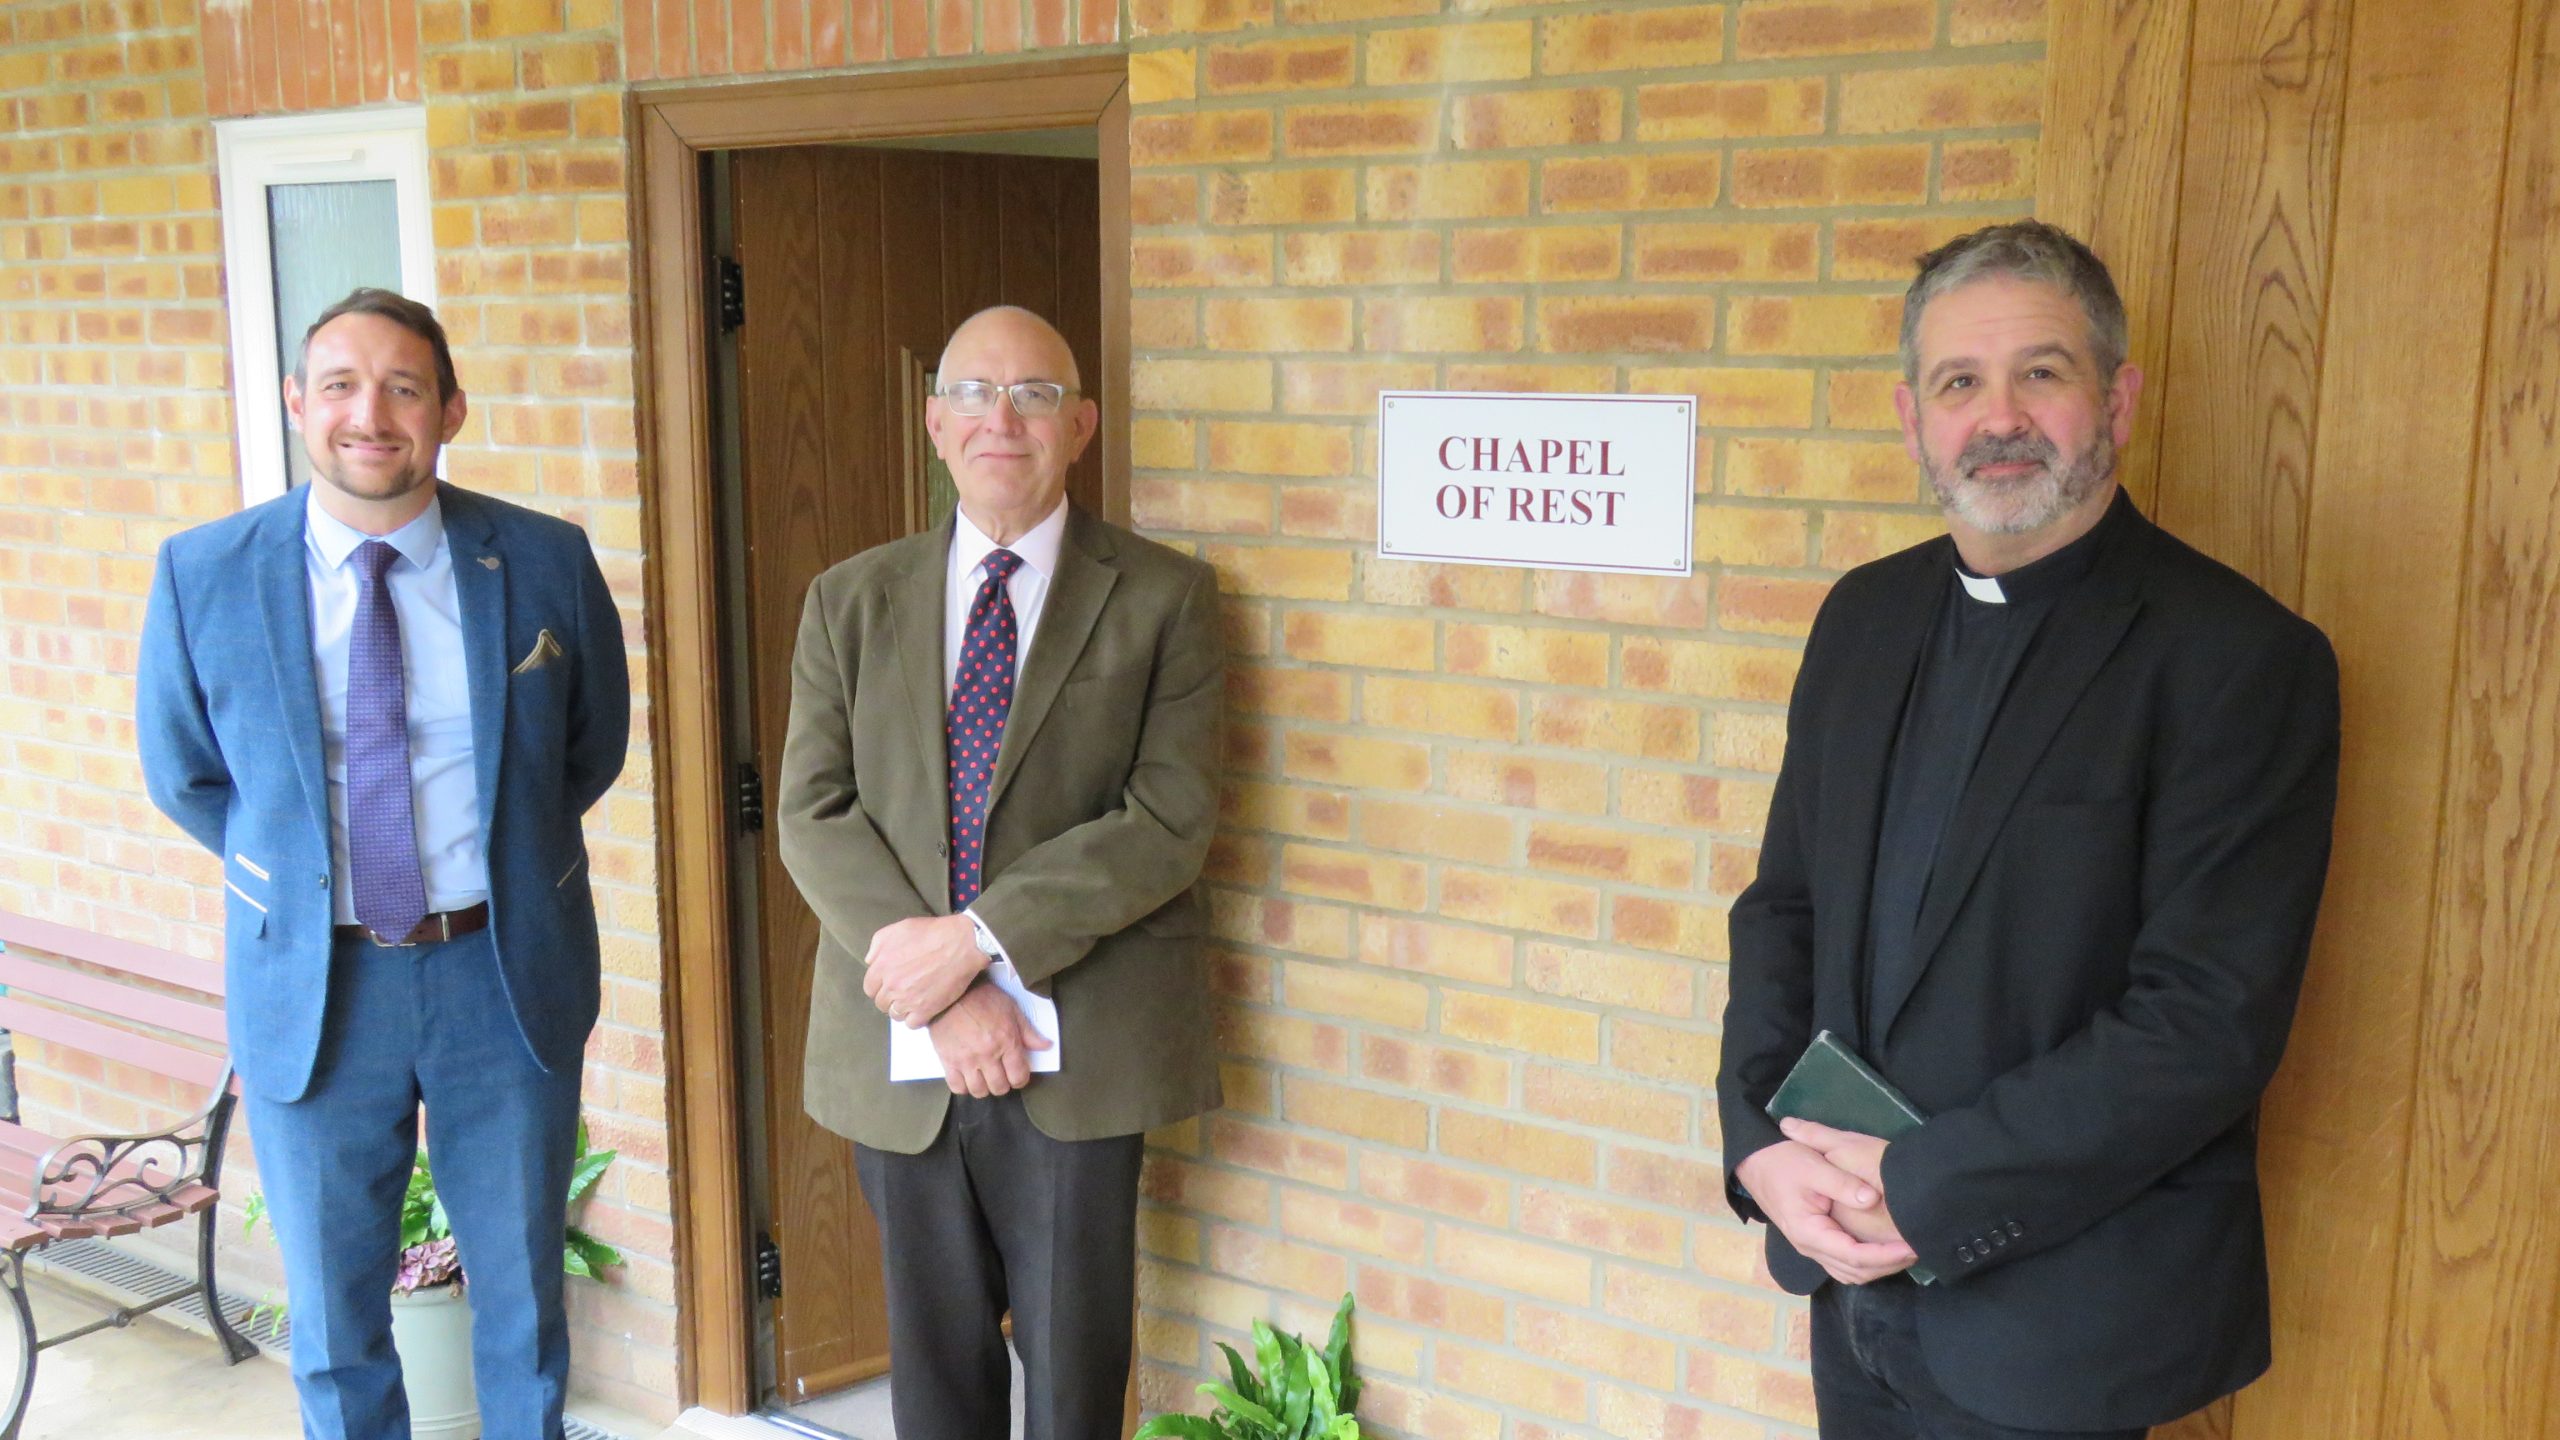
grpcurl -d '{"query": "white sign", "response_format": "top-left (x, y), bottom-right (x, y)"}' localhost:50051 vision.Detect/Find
top-left (1376, 391), bottom-right (1696, 576)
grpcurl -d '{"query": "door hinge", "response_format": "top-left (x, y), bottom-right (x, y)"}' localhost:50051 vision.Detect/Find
top-left (717, 255), bottom-right (746, 334)
top-left (756, 1231), bottom-right (783, 1299)
top-left (735, 760), bottom-right (765, 832)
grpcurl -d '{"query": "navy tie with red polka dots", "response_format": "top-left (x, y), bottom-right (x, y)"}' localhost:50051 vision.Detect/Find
top-left (947, 549), bottom-right (1024, 909)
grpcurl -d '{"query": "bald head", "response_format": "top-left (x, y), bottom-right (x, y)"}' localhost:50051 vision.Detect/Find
top-left (926, 305), bottom-right (1099, 545)
top-left (937, 305), bottom-right (1082, 391)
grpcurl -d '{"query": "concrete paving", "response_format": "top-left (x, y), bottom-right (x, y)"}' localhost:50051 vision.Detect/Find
top-left (14, 1270), bottom-right (300, 1439)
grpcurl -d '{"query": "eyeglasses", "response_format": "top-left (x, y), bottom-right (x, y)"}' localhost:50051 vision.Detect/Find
top-left (936, 379), bottom-right (1077, 418)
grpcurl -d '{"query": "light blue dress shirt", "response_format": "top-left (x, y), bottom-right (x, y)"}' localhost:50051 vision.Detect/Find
top-left (303, 487), bottom-right (489, 924)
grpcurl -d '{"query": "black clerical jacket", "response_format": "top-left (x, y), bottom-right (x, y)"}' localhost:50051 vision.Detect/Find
top-left (1719, 493), bottom-right (2341, 1431)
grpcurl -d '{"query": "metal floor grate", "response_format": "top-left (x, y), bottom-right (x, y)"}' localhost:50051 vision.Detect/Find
top-left (30, 1237), bottom-right (630, 1440)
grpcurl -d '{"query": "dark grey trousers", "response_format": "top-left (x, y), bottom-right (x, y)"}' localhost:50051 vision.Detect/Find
top-left (1812, 1279), bottom-right (2151, 1440)
top-left (854, 1092), bottom-right (1145, 1440)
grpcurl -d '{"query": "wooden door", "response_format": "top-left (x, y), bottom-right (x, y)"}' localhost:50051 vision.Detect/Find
top-left (730, 142), bottom-right (1105, 1403)
top-left (2042, 2), bottom-right (2560, 1436)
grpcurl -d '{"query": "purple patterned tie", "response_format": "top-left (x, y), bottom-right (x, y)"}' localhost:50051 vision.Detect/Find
top-left (347, 539), bottom-right (428, 943)
top-left (947, 549), bottom-right (1023, 909)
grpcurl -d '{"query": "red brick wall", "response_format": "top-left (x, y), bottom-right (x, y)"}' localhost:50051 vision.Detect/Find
top-left (200, 0), bottom-right (424, 115)
top-left (623, 0), bottom-right (1119, 80)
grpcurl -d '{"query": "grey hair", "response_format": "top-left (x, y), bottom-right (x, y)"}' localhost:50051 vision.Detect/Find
top-left (1898, 220), bottom-right (2128, 384)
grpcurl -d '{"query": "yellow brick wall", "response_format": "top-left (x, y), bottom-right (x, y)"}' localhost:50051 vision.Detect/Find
top-left (0, 0), bottom-right (681, 1420)
top-left (1126, 1), bottom-right (2038, 1433)
top-left (411, 0), bottom-right (681, 1412)
top-left (0, 0), bottom-right (2044, 1429)
top-left (0, 0), bottom-right (240, 1158)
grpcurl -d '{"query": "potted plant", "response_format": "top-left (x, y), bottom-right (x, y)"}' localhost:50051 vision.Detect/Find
top-left (246, 1123), bottom-right (624, 1440)
top-left (1135, 1293), bottom-right (1361, 1440)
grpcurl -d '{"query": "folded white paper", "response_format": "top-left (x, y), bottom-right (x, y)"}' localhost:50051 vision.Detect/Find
top-left (889, 963), bottom-right (1063, 1082)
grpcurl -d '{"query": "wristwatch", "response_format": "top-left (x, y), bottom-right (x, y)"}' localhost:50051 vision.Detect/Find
top-left (966, 911), bottom-right (1004, 960)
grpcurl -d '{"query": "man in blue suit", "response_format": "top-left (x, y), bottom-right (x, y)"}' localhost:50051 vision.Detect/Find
top-left (137, 288), bottom-right (629, 1440)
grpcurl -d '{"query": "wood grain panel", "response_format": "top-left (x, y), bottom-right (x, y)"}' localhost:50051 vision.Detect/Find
top-left (823, 150), bottom-right (906, 566)
top-left (2244, 0), bottom-right (2522, 1432)
top-left (2380, 0), bottom-right (2560, 1432)
top-left (1000, 157), bottom-right (1064, 328)
top-left (729, 140), bottom-right (1108, 1401)
top-left (941, 153), bottom-right (1008, 330)
top-left (2034, 0), bottom-right (2200, 509)
top-left (881, 148), bottom-right (949, 400)
top-left (2146, 0), bottom-right (2350, 597)
top-left (2138, 7), bottom-right (2350, 1439)
top-left (633, 99), bottom-right (755, 1413)
top-left (736, 146), bottom-right (891, 1399)
top-left (634, 61), bottom-right (1130, 1413)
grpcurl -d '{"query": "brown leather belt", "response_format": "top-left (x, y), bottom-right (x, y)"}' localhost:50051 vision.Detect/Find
top-left (336, 901), bottom-right (491, 948)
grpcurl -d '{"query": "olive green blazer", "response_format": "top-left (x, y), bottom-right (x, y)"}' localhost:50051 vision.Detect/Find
top-left (778, 505), bottom-right (1225, 1153)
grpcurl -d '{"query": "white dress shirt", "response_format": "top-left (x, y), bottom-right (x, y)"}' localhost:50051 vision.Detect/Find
top-left (943, 498), bottom-right (1067, 691)
top-left (941, 497), bottom-right (1070, 964)
top-left (304, 487), bottom-right (488, 924)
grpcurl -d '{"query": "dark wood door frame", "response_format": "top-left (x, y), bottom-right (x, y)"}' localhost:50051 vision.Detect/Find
top-left (628, 55), bottom-right (1131, 1416)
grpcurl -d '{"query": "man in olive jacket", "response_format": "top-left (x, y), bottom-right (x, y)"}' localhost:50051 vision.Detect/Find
top-left (779, 306), bottom-right (1222, 1440)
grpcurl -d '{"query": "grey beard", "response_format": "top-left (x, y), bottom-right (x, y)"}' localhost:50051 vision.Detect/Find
top-left (1925, 430), bottom-right (2116, 536)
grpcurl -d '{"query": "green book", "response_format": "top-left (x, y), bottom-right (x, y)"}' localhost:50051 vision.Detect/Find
top-left (1765, 1029), bottom-right (1937, 1285)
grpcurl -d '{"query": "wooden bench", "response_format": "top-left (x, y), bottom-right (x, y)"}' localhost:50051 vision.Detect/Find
top-left (0, 911), bottom-right (257, 1438)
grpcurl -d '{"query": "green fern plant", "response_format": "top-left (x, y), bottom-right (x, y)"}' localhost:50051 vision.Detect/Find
top-left (1135, 1293), bottom-right (1360, 1440)
top-left (239, 1120), bottom-right (623, 1326)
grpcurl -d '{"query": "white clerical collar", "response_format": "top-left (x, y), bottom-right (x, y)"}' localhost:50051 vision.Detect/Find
top-left (951, 498), bottom-right (1068, 581)
top-left (304, 483), bottom-right (446, 572)
top-left (1956, 570), bottom-right (2007, 605)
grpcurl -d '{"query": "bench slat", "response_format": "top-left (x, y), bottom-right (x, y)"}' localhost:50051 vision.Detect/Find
top-left (0, 911), bottom-right (223, 998)
top-left (0, 997), bottom-right (228, 1091)
top-left (0, 952), bottom-right (226, 1045)
top-left (0, 1121), bottom-right (48, 1164)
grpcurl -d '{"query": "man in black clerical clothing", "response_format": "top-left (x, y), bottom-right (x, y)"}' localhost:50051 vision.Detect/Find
top-left (1717, 221), bottom-right (2341, 1439)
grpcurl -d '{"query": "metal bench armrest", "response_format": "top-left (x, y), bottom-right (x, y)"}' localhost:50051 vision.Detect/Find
top-left (24, 1064), bottom-right (237, 1224)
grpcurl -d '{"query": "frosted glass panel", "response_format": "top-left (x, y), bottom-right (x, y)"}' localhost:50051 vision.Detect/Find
top-left (269, 180), bottom-right (402, 491)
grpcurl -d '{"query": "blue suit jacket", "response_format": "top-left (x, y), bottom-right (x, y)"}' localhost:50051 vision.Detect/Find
top-left (137, 484), bottom-right (630, 1102)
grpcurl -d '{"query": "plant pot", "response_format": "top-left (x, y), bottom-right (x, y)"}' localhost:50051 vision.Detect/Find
top-left (389, 1282), bottom-right (481, 1439)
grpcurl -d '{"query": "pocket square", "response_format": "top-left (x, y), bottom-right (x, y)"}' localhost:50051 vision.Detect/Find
top-left (513, 628), bottom-right (567, 675)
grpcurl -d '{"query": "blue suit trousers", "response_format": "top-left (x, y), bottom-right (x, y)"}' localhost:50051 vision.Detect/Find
top-left (243, 930), bottom-right (583, 1440)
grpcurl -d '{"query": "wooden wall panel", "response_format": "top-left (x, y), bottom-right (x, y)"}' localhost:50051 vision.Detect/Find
top-left (2047, 3), bottom-right (2560, 1437)
top-left (2380, 0), bottom-right (2560, 1431)
top-left (2235, 0), bottom-right (2524, 1435)
top-left (2034, 0), bottom-right (2199, 510)
top-left (2146, 0), bottom-right (2351, 598)
top-left (2140, 5), bottom-right (2353, 1439)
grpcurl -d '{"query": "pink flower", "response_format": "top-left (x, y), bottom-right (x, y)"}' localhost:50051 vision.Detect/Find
top-left (394, 1236), bottom-right (462, 1294)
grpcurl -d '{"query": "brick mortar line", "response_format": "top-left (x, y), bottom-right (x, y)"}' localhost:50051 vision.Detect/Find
top-left (1132, 1249), bottom-right (1801, 1416)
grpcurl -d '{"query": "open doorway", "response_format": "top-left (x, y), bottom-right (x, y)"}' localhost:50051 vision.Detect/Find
top-left (631, 57), bottom-right (1130, 1424)
top-left (714, 129), bottom-right (1106, 1431)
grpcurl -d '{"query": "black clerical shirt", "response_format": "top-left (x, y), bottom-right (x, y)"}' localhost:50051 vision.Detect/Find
top-left (1861, 494), bottom-right (2121, 1038)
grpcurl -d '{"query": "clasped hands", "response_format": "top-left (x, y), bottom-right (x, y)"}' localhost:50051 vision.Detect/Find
top-left (862, 914), bottom-right (1050, 1098)
top-left (1735, 1117), bottom-right (1918, 1286)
